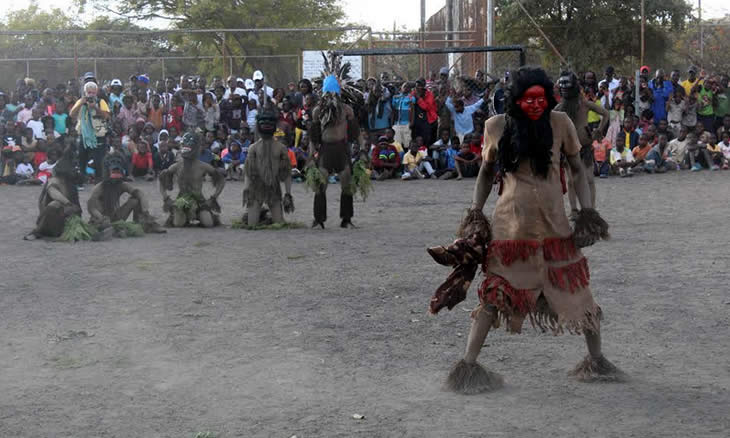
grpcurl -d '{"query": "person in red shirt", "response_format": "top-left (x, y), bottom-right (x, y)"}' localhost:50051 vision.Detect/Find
top-left (131, 140), bottom-right (155, 181)
top-left (371, 135), bottom-right (401, 180)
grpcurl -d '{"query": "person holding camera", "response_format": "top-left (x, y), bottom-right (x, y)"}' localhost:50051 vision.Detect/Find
top-left (70, 82), bottom-right (110, 183)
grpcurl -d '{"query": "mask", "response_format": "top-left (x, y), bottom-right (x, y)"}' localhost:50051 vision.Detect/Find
top-left (558, 73), bottom-right (579, 99)
top-left (517, 85), bottom-right (549, 121)
top-left (256, 106), bottom-right (278, 137)
top-left (103, 152), bottom-right (125, 182)
top-left (180, 132), bottom-right (201, 159)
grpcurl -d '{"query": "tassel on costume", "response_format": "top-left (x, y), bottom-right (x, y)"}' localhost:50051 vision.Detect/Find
top-left (572, 208), bottom-right (610, 248)
top-left (542, 237), bottom-right (578, 262)
top-left (479, 275), bottom-right (536, 316)
top-left (547, 257), bottom-right (590, 293)
top-left (488, 240), bottom-right (540, 266)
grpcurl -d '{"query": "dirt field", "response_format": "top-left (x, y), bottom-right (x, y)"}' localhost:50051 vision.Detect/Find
top-left (1, 172), bottom-right (729, 437)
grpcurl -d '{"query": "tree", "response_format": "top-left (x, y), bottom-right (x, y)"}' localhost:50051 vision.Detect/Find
top-left (80, 0), bottom-right (348, 84)
top-left (494, 0), bottom-right (693, 75)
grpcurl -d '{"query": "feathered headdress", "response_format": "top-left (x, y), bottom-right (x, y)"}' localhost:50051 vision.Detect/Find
top-left (316, 51), bottom-right (364, 127)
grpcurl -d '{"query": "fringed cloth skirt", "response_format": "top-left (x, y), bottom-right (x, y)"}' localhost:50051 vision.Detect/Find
top-left (478, 237), bottom-right (602, 335)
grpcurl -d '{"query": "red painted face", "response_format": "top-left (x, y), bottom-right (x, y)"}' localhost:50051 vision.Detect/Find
top-left (517, 85), bottom-right (548, 120)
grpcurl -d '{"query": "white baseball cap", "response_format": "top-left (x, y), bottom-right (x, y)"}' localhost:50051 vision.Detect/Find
top-left (245, 79), bottom-right (255, 90)
top-left (253, 70), bottom-right (264, 81)
top-left (110, 79), bottom-right (123, 86)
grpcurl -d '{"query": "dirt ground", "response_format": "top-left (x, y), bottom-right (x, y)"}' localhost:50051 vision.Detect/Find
top-left (1, 171), bottom-right (729, 438)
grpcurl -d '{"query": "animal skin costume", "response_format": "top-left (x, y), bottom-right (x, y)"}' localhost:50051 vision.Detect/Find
top-left (87, 151), bottom-right (165, 234)
top-left (309, 74), bottom-right (360, 228)
top-left (159, 132), bottom-right (225, 228)
top-left (428, 67), bottom-right (623, 394)
top-left (555, 71), bottom-right (608, 212)
top-left (242, 106), bottom-right (294, 226)
top-left (25, 145), bottom-right (82, 239)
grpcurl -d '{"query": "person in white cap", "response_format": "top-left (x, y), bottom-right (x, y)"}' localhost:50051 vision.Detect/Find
top-left (252, 70), bottom-right (274, 102)
top-left (223, 75), bottom-right (246, 100)
top-left (109, 79), bottom-right (125, 109)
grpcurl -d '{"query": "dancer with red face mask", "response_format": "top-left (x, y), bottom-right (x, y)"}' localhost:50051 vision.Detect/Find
top-left (427, 67), bottom-right (623, 394)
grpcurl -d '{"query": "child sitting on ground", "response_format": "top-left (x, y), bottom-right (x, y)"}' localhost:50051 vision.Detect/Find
top-left (402, 141), bottom-right (435, 180)
top-left (454, 142), bottom-right (481, 180)
top-left (705, 133), bottom-right (723, 171)
top-left (222, 139), bottom-right (245, 180)
top-left (131, 140), bottom-right (155, 181)
top-left (719, 131), bottom-right (730, 170)
top-left (610, 136), bottom-right (636, 177)
top-left (686, 132), bottom-right (714, 171)
top-left (36, 147), bottom-right (58, 183)
top-left (591, 128), bottom-right (611, 178)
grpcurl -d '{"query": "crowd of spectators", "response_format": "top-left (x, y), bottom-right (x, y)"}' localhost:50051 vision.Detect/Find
top-left (1, 63), bottom-right (729, 188)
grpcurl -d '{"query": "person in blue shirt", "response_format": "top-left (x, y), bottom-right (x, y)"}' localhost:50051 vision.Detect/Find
top-left (648, 69), bottom-right (673, 122)
top-left (391, 82), bottom-right (415, 149)
top-left (436, 137), bottom-right (462, 180)
top-left (445, 95), bottom-right (484, 142)
top-left (222, 139), bottom-right (245, 180)
top-left (366, 82), bottom-right (393, 134)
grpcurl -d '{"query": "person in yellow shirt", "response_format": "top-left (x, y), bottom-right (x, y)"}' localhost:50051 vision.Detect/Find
top-left (401, 141), bottom-right (435, 180)
top-left (680, 66), bottom-right (703, 96)
top-left (705, 133), bottom-right (723, 170)
top-left (385, 128), bottom-right (403, 154)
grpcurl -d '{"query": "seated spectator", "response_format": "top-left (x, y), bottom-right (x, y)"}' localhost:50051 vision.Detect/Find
top-left (436, 139), bottom-right (461, 180)
top-left (667, 126), bottom-right (690, 168)
top-left (610, 136), bottom-right (636, 177)
top-left (36, 147), bottom-right (58, 183)
top-left (617, 117), bottom-right (639, 151)
top-left (655, 119), bottom-right (674, 142)
top-left (154, 138), bottom-right (176, 173)
top-left (454, 142), bottom-right (480, 180)
top-left (646, 133), bottom-right (677, 173)
top-left (371, 135), bottom-right (400, 181)
top-left (429, 128), bottom-right (452, 170)
top-left (384, 128), bottom-right (403, 154)
top-left (704, 134), bottom-right (723, 171)
top-left (686, 132), bottom-right (713, 171)
top-left (401, 141), bottom-right (435, 180)
top-left (716, 115), bottom-right (730, 142)
top-left (719, 131), bottom-right (730, 170)
top-left (632, 133), bottom-right (653, 171)
top-left (15, 154), bottom-right (35, 181)
top-left (131, 140), bottom-right (155, 180)
top-left (591, 128), bottom-right (611, 178)
top-left (222, 139), bottom-right (245, 180)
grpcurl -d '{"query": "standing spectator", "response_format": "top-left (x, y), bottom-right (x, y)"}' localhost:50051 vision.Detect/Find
top-left (411, 78), bottom-right (438, 146)
top-left (696, 79), bottom-right (715, 133)
top-left (649, 69), bottom-right (672, 122)
top-left (69, 82), bottom-right (110, 182)
top-left (682, 92), bottom-right (699, 131)
top-left (183, 91), bottom-right (203, 132)
top-left (680, 66), bottom-right (702, 96)
top-left (17, 96), bottom-right (34, 125)
top-left (51, 104), bottom-right (68, 137)
top-left (109, 79), bottom-right (125, 109)
top-left (202, 92), bottom-right (220, 133)
top-left (666, 90), bottom-right (685, 137)
top-left (605, 98), bottom-right (624, 147)
top-left (669, 70), bottom-right (684, 96)
top-left (223, 75), bottom-right (245, 100)
top-left (365, 81), bottom-right (392, 136)
top-left (591, 128), bottom-right (611, 178)
top-left (293, 78), bottom-right (314, 110)
top-left (444, 95), bottom-right (484, 142)
top-left (598, 66), bottom-right (620, 108)
top-left (391, 82), bottom-right (415, 149)
top-left (118, 95), bottom-right (140, 133)
top-left (712, 76), bottom-right (729, 132)
top-left (27, 108), bottom-right (45, 140)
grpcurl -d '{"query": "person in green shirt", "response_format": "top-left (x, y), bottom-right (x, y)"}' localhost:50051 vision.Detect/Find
top-left (697, 79), bottom-right (715, 133)
top-left (712, 75), bottom-right (729, 132)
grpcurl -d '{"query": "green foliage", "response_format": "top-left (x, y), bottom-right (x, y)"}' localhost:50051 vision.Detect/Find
top-left (494, 0), bottom-right (693, 73)
top-left (348, 159), bottom-right (372, 201)
top-left (174, 193), bottom-right (204, 213)
top-left (304, 166), bottom-right (327, 193)
top-left (231, 219), bottom-right (305, 230)
top-left (59, 215), bottom-right (98, 242)
top-left (110, 221), bottom-right (145, 238)
top-left (193, 433), bottom-right (216, 438)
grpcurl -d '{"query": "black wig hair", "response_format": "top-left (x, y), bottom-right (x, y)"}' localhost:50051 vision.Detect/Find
top-left (497, 66), bottom-right (558, 178)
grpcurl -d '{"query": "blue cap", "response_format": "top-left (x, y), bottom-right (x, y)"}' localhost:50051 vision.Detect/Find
top-left (322, 75), bottom-right (341, 94)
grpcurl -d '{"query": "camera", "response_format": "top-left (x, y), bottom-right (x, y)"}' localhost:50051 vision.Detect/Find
top-left (86, 96), bottom-right (96, 104)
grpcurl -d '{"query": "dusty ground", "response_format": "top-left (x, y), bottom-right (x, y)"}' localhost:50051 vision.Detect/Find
top-left (1, 171), bottom-right (729, 438)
